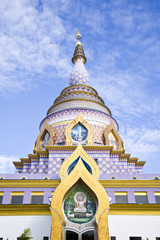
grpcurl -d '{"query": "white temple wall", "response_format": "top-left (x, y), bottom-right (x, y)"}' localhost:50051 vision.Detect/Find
top-left (0, 215), bottom-right (160, 240)
top-left (0, 215), bottom-right (52, 240)
top-left (108, 215), bottom-right (160, 240)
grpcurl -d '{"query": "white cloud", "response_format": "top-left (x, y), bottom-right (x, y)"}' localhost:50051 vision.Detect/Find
top-left (0, 155), bottom-right (17, 173)
top-left (0, 0), bottom-right (72, 94)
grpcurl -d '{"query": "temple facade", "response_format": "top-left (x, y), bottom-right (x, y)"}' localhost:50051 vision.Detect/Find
top-left (0, 32), bottom-right (160, 240)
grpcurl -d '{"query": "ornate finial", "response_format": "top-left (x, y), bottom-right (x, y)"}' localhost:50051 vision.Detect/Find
top-left (76, 30), bottom-right (81, 41)
top-left (76, 30), bottom-right (81, 46)
top-left (72, 30), bottom-right (86, 64)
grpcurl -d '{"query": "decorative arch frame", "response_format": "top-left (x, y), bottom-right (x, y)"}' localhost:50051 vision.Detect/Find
top-left (65, 114), bottom-right (93, 145)
top-left (50, 153), bottom-right (109, 240)
top-left (104, 121), bottom-right (123, 150)
top-left (60, 144), bottom-right (99, 181)
top-left (35, 120), bottom-right (54, 151)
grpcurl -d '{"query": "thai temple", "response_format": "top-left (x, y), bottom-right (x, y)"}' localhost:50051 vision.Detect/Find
top-left (0, 32), bottom-right (160, 240)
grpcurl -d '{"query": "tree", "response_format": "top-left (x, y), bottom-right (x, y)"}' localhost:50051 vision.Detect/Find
top-left (18, 228), bottom-right (33, 240)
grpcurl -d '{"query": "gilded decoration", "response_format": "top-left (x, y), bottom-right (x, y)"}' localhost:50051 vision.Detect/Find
top-left (104, 121), bottom-right (123, 150)
top-left (35, 120), bottom-right (54, 151)
top-left (50, 146), bottom-right (109, 240)
top-left (65, 114), bottom-right (93, 145)
top-left (59, 144), bottom-right (99, 181)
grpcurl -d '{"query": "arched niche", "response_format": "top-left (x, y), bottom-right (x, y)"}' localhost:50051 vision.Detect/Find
top-left (34, 120), bottom-right (54, 151)
top-left (104, 121), bottom-right (123, 150)
top-left (50, 154), bottom-right (109, 240)
top-left (65, 114), bottom-right (93, 146)
top-left (60, 145), bottom-right (99, 181)
top-left (63, 181), bottom-right (98, 225)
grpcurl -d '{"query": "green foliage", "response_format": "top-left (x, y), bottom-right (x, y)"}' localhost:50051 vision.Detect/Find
top-left (18, 228), bottom-right (33, 240)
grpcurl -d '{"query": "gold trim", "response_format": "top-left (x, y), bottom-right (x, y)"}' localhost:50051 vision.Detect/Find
top-left (11, 192), bottom-right (24, 196)
top-left (99, 180), bottom-right (160, 188)
top-left (31, 191), bottom-right (44, 195)
top-left (50, 149), bottom-right (109, 240)
top-left (1, 179), bottom-right (160, 188)
top-left (65, 114), bottom-right (94, 146)
top-left (0, 204), bottom-right (51, 216)
top-left (154, 192), bottom-right (160, 196)
top-left (104, 121), bottom-right (123, 150)
top-left (60, 84), bottom-right (98, 96)
top-left (0, 204), bottom-right (160, 216)
top-left (54, 90), bottom-right (104, 105)
top-left (45, 145), bottom-right (114, 151)
top-left (134, 192), bottom-right (147, 196)
top-left (60, 144), bottom-right (99, 180)
top-left (35, 120), bottom-right (54, 151)
top-left (13, 162), bottom-right (23, 167)
top-left (47, 98), bottom-right (112, 116)
top-left (114, 192), bottom-right (127, 196)
top-left (0, 180), bottom-right (60, 188)
top-left (109, 204), bottom-right (160, 215)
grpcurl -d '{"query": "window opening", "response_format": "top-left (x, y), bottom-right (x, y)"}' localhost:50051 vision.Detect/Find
top-left (10, 192), bottom-right (24, 205)
top-left (66, 231), bottom-right (78, 240)
top-left (134, 192), bottom-right (148, 204)
top-left (110, 237), bottom-right (116, 240)
top-left (0, 192), bottom-right (3, 204)
top-left (115, 192), bottom-right (128, 204)
top-left (155, 192), bottom-right (160, 204)
top-left (129, 237), bottom-right (142, 240)
top-left (94, 159), bottom-right (98, 164)
top-left (82, 230), bottom-right (94, 240)
top-left (68, 157), bottom-right (92, 175)
top-left (61, 159), bottom-right (65, 165)
top-left (31, 192), bottom-right (44, 204)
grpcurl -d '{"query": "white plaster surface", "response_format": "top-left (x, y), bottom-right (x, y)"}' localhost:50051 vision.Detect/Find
top-left (108, 215), bottom-right (160, 240)
top-left (0, 215), bottom-right (52, 240)
top-left (0, 215), bottom-right (160, 240)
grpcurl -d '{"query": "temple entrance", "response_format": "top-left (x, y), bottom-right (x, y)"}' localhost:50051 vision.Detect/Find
top-left (66, 230), bottom-right (95, 240)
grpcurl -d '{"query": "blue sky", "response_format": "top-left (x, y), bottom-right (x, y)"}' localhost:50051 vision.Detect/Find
top-left (0, 0), bottom-right (160, 173)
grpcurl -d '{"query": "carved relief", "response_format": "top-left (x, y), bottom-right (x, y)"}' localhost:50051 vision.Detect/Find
top-left (65, 114), bottom-right (93, 145)
top-left (35, 120), bottom-right (54, 151)
top-left (104, 121), bottom-right (123, 150)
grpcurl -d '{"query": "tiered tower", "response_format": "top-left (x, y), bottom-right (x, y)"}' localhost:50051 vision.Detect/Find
top-left (0, 32), bottom-right (160, 240)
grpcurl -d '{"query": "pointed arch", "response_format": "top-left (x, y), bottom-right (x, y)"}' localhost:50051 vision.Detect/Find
top-left (104, 121), bottom-right (123, 150)
top-left (65, 113), bottom-right (93, 145)
top-left (35, 120), bottom-right (54, 151)
top-left (50, 158), bottom-right (109, 240)
top-left (60, 144), bottom-right (99, 181)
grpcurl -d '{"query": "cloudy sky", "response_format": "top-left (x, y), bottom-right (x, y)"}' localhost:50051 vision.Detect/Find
top-left (0, 0), bottom-right (160, 174)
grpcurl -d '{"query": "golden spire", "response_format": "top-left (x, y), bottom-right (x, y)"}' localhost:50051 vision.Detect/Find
top-left (76, 30), bottom-right (82, 46)
top-left (72, 30), bottom-right (87, 64)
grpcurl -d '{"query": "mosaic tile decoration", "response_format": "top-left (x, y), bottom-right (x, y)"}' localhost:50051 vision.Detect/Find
top-left (54, 92), bottom-right (103, 104)
top-left (62, 86), bottom-right (97, 95)
top-left (16, 151), bottom-right (142, 175)
top-left (39, 157), bottom-right (48, 174)
top-left (30, 160), bottom-right (39, 174)
top-left (40, 109), bottom-right (118, 131)
top-left (69, 62), bottom-right (89, 86)
top-left (48, 99), bottom-right (110, 116)
top-left (89, 154), bottom-right (142, 177)
top-left (51, 120), bottom-right (108, 145)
